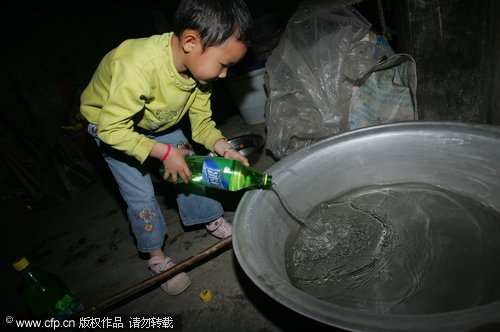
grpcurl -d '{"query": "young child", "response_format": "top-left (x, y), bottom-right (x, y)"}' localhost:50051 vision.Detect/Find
top-left (80, 0), bottom-right (253, 295)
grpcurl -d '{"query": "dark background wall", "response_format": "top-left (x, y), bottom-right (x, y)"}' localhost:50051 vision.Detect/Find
top-left (1, 0), bottom-right (499, 217)
top-left (386, 0), bottom-right (500, 123)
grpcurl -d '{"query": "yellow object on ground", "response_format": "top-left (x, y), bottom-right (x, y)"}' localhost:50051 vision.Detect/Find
top-left (200, 289), bottom-right (212, 302)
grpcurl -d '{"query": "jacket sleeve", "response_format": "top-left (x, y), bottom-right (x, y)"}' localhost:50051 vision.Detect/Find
top-left (188, 85), bottom-right (225, 152)
top-left (95, 60), bottom-right (157, 163)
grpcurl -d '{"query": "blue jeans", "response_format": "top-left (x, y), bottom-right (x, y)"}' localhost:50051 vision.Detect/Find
top-left (88, 124), bottom-right (223, 253)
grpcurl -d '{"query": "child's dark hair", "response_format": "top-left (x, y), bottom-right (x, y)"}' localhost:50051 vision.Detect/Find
top-left (173, 0), bottom-right (254, 48)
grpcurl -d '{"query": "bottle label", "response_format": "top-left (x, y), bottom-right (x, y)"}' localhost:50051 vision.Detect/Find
top-left (202, 158), bottom-right (230, 190)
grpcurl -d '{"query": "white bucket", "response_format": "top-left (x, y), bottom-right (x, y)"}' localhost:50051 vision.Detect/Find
top-left (228, 68), bottom-right (267, 125)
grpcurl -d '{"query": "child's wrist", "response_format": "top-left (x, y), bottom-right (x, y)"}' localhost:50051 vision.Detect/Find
top-left (160, 145), bottom-right (172, 161)
top-left (222, 146), bottom-right (235, 158)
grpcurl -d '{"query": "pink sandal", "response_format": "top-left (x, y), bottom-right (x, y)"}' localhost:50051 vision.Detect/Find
top-left (206, 217), bottom-right (232, 239)
top-left (148, 256), bottom-right (191, 295)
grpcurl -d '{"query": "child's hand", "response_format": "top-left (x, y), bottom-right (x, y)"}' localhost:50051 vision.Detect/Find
top-left (162, 147), bottom-right (192, 183)
top-left (224, 148), bottom-right (249, 166)
top-left (213, 138), bottom-right (250, 166)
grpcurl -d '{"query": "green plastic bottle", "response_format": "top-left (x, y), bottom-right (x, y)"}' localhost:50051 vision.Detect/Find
top-left (160, 155), bottom-right (272, 191)
top-left (12, 257), bottom-right (84, 319)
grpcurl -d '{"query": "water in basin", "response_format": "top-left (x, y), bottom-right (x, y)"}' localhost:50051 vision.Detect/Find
top-left (285, 183), bottom-right (500, 314)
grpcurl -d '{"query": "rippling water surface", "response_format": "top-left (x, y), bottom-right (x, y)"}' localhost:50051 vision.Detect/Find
top-left (285, 183), bottom-right (500, 314)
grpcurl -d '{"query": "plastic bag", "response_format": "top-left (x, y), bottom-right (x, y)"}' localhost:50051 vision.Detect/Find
top-left (264, 0), bottom-right (417, 159)
top-left (348, 54), bottom-right (417, 130)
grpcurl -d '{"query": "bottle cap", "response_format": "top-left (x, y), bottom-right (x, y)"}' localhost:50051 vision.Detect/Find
top-left (264, 174), bottom-right (273, 186)
top-left (12, 257), bottom-right (30, 271)
top-left (199, 289), bottom-right (212, 302)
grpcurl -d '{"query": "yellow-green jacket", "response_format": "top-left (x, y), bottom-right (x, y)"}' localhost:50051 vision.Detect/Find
top-left (80, 32), bottom-right (225, 163)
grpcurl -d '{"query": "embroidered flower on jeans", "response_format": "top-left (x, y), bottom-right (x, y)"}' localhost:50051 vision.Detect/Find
top-left (139, 208), bottom-right (155, 223)
top-left (177, 141), bottom-right (194, 152)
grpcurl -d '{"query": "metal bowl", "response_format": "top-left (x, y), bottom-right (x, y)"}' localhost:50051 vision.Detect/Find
top-left (233, 122), bottom-right (500, 331)
top-left (227, 134), bottom-right (264, 165)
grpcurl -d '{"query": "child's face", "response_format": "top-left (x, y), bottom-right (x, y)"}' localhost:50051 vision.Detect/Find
top-left (184, 36), bottom-right (247, 85)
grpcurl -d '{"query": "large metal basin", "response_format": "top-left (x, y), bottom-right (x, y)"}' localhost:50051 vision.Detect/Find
top-left (233, 122), bottom-right (500, 331)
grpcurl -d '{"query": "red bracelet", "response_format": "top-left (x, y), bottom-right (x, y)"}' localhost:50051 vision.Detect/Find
top-left (160, 145), bottom-right (171, 161)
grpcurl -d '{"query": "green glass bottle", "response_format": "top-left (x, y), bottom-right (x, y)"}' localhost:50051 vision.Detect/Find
top-left (160, 155), bottom-right (272, 191)
top-left (12, 257), bottom-right (84, 319)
